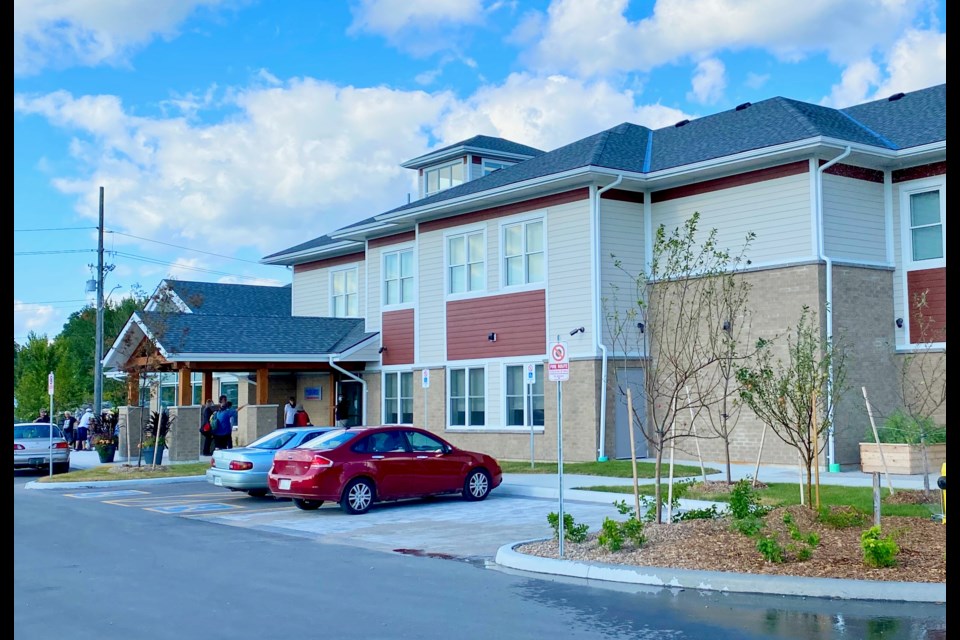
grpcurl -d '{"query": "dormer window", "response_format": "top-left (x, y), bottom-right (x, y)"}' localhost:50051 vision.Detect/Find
top-left (482, 160), bottom-right (513, 176)
top-left (424, 161), bottom-right (465, 197)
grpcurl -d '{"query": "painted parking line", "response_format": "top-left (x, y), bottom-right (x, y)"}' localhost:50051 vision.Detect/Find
top-left (66, 490), bottom-right (150, 499)
top-left (148, 503), bottom-right (243, 514)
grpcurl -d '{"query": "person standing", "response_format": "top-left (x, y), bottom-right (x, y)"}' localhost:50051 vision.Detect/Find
top-left (61, 411), bottom-right (77, 447)
top-left (335, 395), bottom-right (349, 428)
top-left (213, 401), bottom-right (237, 450)
top-left (293, 403), bottom-right (311, 426)
top-left (199, 399), bottom-right (216, 456)
top-left (284, 396), bottom-right (297, 428)
top-left (34, 408), bottom-right (50, 423)
top-left (76, 407), bottom-right (94, 451)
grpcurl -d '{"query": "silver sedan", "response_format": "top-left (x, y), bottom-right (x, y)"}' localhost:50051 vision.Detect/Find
top-left (14, 423), bottom-right (71, 474)
top-left (206, 427), bottom-right (336, 497)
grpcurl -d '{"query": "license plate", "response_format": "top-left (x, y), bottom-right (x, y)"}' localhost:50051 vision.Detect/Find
top-left (29, 457), bottom-right (45, 466)
top-left (279, 479), bottom-right (291, 490)
top-left (214, 476), bottom-right (223, 486)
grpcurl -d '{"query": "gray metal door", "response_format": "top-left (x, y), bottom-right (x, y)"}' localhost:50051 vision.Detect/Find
top-left (614, 368), bottom-right (648, 459)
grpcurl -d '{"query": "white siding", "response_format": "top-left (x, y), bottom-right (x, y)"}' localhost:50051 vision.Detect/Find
top-left (292, 268), bottom-right (328, 316)
top-left (651, 172), bottom-right (813, 266)
top-left (417, 227), bottom-right (446, 362)
top-left (822, 174), bottom-right (885, 262)
top-left (599, 199), bottom-right (645, 346)
top-left (366, 246), bottom-right (382, 332)
top-left (891, 181), bottom-right (905, 347)
top-left (486, 364), bottom-right (501, 428)
top-left (546, 199), bottom-right (594, 357)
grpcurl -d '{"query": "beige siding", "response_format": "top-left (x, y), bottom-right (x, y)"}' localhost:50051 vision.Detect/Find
top-left (599, 198), bottom-right (646, 347)
top-left (545, 199), bottom-right (594, 357)
top-left (822, 174), bottom-right (885, 262)
top-left (366, 245), bottom-right (382, 333)
top-left (652, 172), bottom-right (812, 265)
top-left (892, 181), bottom-right (905, 346)
top-left (292, 268), bottom-right (328, 316)
top-left (417, 226), bottom-right (446, 362)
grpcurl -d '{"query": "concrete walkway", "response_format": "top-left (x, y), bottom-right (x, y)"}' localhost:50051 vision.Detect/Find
top-left (35, 450), bottom-right (946, 603)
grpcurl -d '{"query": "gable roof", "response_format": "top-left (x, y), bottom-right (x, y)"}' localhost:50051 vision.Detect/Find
top-left (160, 280), bottom-right (291, 317)
top-left (401, 134), bottom-right (545, 169)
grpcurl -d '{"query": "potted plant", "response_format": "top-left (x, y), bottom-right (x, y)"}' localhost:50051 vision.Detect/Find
top-left (860, 409), bottom-right (946, 475)
top-left (92, 410), bottom-right (120, 463)
top-left (139, 410), bottom-right (173, 466)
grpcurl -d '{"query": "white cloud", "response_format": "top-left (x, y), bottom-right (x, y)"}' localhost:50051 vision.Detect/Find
top-left (823, 28), bottom-right (945, 107)
top-left (348, 0), bottom-right (486, 56)
top-left (744, 72), bottom-right (770, 90)
top-left (13, 0), bottom-right (229, 76)
top-left (14, 300), bottom-right (57, 340)
top-left (688, 58), bottom-right (726, 105)
top-left (524, 0), bottom-right (930, 77)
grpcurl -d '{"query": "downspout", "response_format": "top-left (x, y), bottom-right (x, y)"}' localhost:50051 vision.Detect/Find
top-left (816, 146), bottom-right (851, 472)
top-left (594, 174), bottom-right (623, 461)
top-left (328, 355), bottom-right (367, 427)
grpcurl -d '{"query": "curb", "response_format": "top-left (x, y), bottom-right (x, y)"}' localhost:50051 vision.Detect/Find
top-left (24, 475), bottom-right (204, 490)
top-left (494, 539), bottom-right (947, 603)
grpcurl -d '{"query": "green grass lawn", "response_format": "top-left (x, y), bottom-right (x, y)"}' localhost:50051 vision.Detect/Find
top-left (576, 481), bottom-right (939, 518)
top-left (35, 461), bottom-right (210, 482)
top-left (499, 459), bottom-right (718, 478)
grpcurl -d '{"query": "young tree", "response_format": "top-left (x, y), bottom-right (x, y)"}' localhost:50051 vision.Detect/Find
top-left (606, 212), bottom-right (755, 523)
top-left (14, 333), bottom-right (58, 422)
top-left (736, 306), bottom-right (847, 508)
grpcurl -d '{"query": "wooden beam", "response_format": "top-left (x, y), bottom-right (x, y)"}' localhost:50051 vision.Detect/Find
top-left (126, 376), bottom-right (140, 406)
top-left (201, 371), bottom-right (213, 403)
top-left (256, 368), bottom-right (269, 405)
top-left (178, 368), bottom-right (193, 405)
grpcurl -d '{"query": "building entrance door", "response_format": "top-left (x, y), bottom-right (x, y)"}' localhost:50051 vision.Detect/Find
top-left (614, 368), bottom-right (648, 459)
top-left (338, 380), bottom-right (363, 427)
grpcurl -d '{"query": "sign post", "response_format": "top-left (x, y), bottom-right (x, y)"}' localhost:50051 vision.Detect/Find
top-left (525, 363), bottom-right (536, 468)
top-left (421, 368), bottom-right (430, 430)
top-left (548, 339), bottom-right (569, 557)
top-left (47, 372), bottom-right (55, 477)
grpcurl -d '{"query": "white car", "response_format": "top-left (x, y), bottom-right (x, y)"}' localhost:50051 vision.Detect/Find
top-left (14, 423), bottom-right (71, 474)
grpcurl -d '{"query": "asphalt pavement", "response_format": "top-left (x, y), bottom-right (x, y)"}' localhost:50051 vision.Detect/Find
top-left (26, 449), bottom-right (947, 603)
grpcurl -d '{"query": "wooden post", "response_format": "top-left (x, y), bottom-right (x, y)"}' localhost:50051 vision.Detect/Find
top-left (684, 386), bottom-right (707, 483)
top-left (863, 387), bottom-right (895, 496)
top-left (126, 373), bottom-right (140, 406)
top-left (256, 368), bottom-right (269, 405)
top-left (752, 423), bottom-right (767, 488)
top-left (201, 371), bottom-right (213, 404)
top-left (627, 389), bottom-right (640, 520)
top-left (177, 367), bottom-right (192, 406)
top-left (812, 389), bottom-right (820, 510)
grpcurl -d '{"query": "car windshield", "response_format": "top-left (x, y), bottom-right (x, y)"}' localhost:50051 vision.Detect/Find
top-left (14, 424), bottom-right (63, 439)
top-left (248, 431), bottom-right (297, 450)
top-left (299, 429), bottom-right (358, 451)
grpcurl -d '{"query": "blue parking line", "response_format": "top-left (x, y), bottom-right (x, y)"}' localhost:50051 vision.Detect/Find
top-left (148, 503), bottom-right (242, 514)
top-left (68, 490), bottom-right (149, 499)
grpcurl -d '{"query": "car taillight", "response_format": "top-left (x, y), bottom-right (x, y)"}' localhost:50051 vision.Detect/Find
top-left (53, 442), bottom-right (69, 450)
top-left (310, 455), bottom-right (333, 468)
top-left (14, 444), bottom-right (24, 450)
top-left (210, 457), bottom-right (216, 467)
top-left (229, 460), bottom-right (254, 471)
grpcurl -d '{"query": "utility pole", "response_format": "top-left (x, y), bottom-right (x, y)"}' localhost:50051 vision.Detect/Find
top-left (94, 186), bottom-right (105, 417)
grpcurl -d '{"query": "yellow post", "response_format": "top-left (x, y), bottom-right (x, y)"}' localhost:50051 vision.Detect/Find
top-left (937, 462), bottom-right (946, 525)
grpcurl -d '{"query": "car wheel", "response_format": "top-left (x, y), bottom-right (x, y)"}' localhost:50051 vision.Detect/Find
top-left (463, 469), bottom-right (491, 501)
top-left (247, 489), bottom-right (269, 498)
top-left (53, 462), bottom-right (70, 475)
top-left (340, 478), bottom-right (374, 514)
top-left (293, 498), bottom-right (323, 510)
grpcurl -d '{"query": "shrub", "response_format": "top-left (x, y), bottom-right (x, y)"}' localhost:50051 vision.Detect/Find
top-left (728, 478), bottom-right (770, 519)
top-left (861, 526), bottom-right (900, 568)
top-left (732, 515), bottom-right (765, 537)
top-left (598, 501), bottom-right (647, 551)
top-left (598, 518), bottom-right (625, 551)
top-left (547, 512), bottom-right (589, 543)
top-left (818, 505), bottom-right (868, 529)
top-left (677, 504), bottom-right (721, 521)
top-left (756, 534), bottom-right (784, 563)
top-left (869, 409), bottom-right (946, 445)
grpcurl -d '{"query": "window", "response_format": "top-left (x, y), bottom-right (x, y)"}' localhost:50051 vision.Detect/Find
top-left (159, 385), bottom-right (176, 409)
top-left (482, 160), bottom-right (512, 176)
top-left (449, 367), bottom-right (485, 427)
top-left (503, 220), bottom-right (544, 286)
top-left (384, 249), bottom-right (414, 305)
top-left (220, 382), bottom-right (238, 407)
top-left (424, 161), bottom-right (465, 196)
top-left (908, 190), bottom-right (943, 261)
top-left (448, 232), bottom-right (485, 294)
top-left (383, 372), bottom-right (413, 424)
top-left (331, 267), bottom-right (359, 317)
top-left (505, 364), bottom-right (544, 427)
top-left (192, 384), bottom-right (202, 405)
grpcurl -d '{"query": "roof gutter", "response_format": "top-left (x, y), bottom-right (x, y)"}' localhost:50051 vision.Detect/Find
top-left (594, 174), bottom-right (623, 461)
top-left (816, 146), bottom-right (851, 473)
top-left (328, 355), bottom-right (367, 427)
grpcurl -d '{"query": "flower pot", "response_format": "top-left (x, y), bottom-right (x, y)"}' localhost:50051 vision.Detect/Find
top-left (859, 442), bottom-right (946, 475)
top-left (140, 446), bottom-right (164, 466)
top-left (96, 445), bottom-right (117, 464)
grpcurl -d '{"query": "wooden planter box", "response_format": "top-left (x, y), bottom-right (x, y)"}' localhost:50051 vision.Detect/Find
top-left (859, 442), bottom-right (946, 475)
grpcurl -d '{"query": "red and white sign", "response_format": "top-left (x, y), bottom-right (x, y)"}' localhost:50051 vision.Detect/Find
top-left (548, 341), bottom-right (569, 382)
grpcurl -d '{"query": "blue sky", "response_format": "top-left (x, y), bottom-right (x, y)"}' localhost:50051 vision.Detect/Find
top-left (13, 0), bottom-right (946, 343)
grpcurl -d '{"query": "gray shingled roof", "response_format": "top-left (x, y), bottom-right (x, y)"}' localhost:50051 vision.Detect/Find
top-left (404, 134), bottom-right (545, 167)
top-left (265, 83), bottom-right (945, 260)
top-left (164, 280), bottom-right (291, 317)
top-left (137, 311), bottom-right (374, 357)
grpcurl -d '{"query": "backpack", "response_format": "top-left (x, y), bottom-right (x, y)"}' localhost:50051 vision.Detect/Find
top-left (202, 411), bottom-right (218, 434)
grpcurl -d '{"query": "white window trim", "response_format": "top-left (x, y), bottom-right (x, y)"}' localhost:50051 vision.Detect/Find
top-left (381, 245), bottom-right (416, 310)
top-left (329, 265), bottom-right (360, 318)
top-left (501, 362), bottom-right (545, 431)
top-left (897, 176), bottom-right (946, 347)
top-left (499, 215), bottom-right (547, 291)
top-left (382, 369), bottom-right (414, 425)
top-left (423, 159), bottom-right (467, 197)
top-left (446, 365), bottom-right (487, 429)
top-left (482, 159), bottom-right (513, 176)
top-left (444, 226), bottom-right (487, 299)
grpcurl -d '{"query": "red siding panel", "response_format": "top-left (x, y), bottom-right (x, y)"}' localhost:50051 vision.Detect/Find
top-left (821, 162), bottom-right (883, 183)
top-left (893, 162), bottom-right (947, 183)
top-left (382, 309), bottom-right (415, 365)
top-left (420, 189), bottom-right (589, 233)
top-left (293, 252), bottom-right (365, 274)
top-left (368, 231), bottom-right (416, 249)
top-left (447, 290), bottom-right (546, 360)
top-left (601, 189), bottom-right (645, 203)
top-left (906, 268), bottom-right (946, 344)
top-left (651, 161), bottom-right (809, 203)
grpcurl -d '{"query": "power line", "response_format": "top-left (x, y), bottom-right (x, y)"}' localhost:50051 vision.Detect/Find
top-left (15, 299), bottom-right (90, 305)
top-left (14, 226), bottom-right (98, 232)
top-left (15, 249), bottom-right (97, 256)
top-left (111, 251), bottom-right (273, 281)
top-left (107, 230), bottom-right (264, 264)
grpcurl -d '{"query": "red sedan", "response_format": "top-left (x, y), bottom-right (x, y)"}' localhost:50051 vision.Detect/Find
top-left (267, 426), bottom-right (503, 514)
